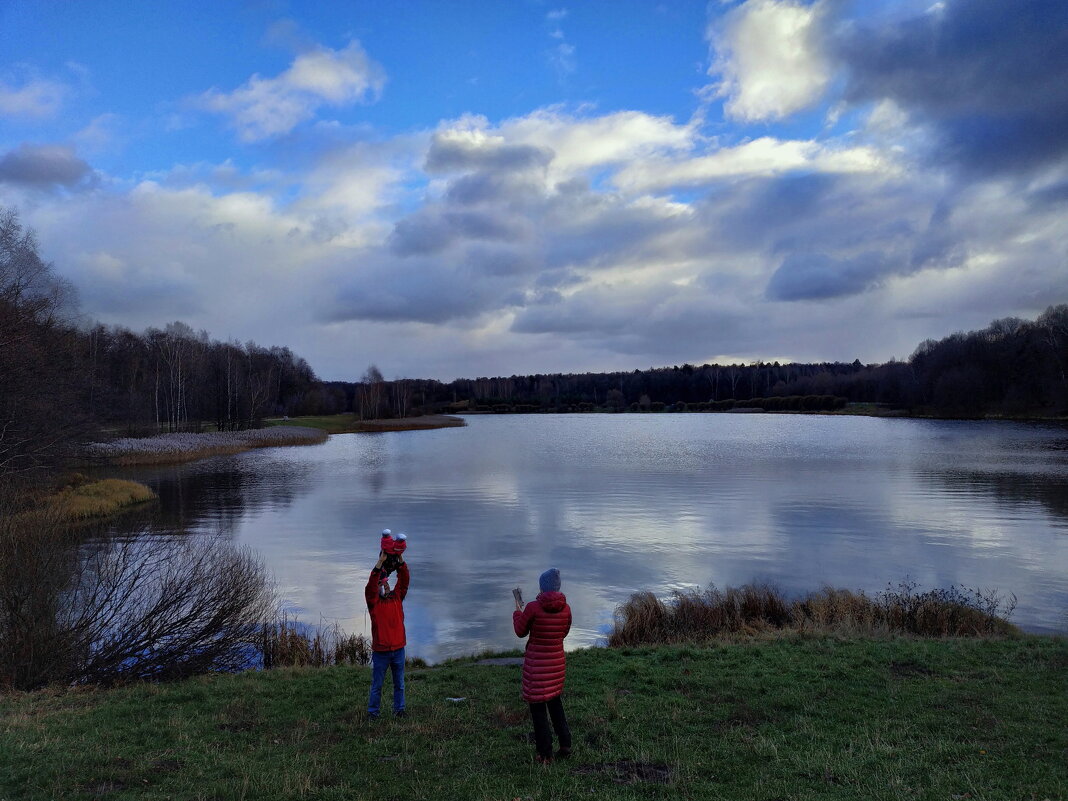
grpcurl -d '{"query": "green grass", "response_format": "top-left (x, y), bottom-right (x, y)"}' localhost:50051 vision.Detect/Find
top-left (264, 414), bottom-right (465, 434)
top-left (1, 636), bottom-right (1065, 800)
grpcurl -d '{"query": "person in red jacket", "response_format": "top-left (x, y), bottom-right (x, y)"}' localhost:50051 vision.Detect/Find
top-left (513, 567), bottom-right (573, 764)
top-left (365, 549), bottom-right (409, 719)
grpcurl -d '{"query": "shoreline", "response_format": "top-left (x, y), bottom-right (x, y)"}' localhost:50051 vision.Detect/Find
top-left (81, 416), bottom-right (466, 468)
top-left (457, 407), bottom-right (1068, 424)
top-left (264, 413), bottom-right (466, 435)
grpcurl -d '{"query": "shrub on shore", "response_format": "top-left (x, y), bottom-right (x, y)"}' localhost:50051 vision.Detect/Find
top-left (0, 498), bottom-right (274, 690)
top-left (607, 581), bottom-right (1018, 647)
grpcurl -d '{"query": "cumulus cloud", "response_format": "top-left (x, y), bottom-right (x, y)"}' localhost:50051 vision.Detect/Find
top-left (707, 0), bottom-right (832, 122)
top-left (834, 0), bottom-right (1068, 176)
top-left (0, 144), bottom-right (95, 189)
top-left (425, 124), bottom-right (552, 174)
top-left (6, 35), bottom-right (1067, 382)
top-left (195, 41), bottom-right (385, 141)
top-left (0, 72), bottom-right (68, 118)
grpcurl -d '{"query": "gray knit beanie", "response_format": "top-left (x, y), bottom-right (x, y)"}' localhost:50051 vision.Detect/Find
top-left (539, 568), bottom-right (561, 593)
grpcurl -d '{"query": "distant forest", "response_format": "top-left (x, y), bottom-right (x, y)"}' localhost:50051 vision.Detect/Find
top-left (3, 205), bottom-right (1068, 484)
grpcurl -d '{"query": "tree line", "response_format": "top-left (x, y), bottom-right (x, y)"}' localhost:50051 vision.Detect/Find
top-left (1, 208), bottom-right (331, 487)
top-left (343, 309), bottom-right (1068, 419)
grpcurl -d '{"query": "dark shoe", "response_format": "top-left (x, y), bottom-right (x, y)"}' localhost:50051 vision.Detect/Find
top-left (394, 709), bottom-right (407, 718)
top-left (555, 746), bottom-right (572, 759)
top-left (535, 754), bottom-right (553, 765)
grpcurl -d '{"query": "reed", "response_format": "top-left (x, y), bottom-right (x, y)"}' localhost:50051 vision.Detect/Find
top-left (607, 581), bottom-right (1019, 647)
top-left (259, 617), bottom-right (371, 669)
top-left (85, 426), bottom-right (329, 466)
top-left (49, 478), bottom-right (156, 520)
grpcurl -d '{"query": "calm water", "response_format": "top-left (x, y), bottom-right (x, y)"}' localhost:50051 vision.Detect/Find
top-left (109, 415), bottom-right (1068, 661)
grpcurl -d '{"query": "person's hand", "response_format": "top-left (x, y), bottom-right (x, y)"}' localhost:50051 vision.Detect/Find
top-left (396, 553), bottom-right (404, 564)
top-left (375, 550), bottom-right (386, 570)
top-left (515, 598), bottom-right (524, 612)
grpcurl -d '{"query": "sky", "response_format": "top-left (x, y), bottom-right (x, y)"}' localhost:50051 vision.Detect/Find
top-left (1, 0), bottom-right (1066, 382)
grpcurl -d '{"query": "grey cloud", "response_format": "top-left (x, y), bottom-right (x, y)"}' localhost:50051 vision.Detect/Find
top-left (389, 215), bottom-right (453, 255)
top-left (836, 0), bottom-right (1068, 174)
top-left (326, 253), bottom-right (529, 325)
top-left (425, 135), bottom-right (552, 174)
top-left (765, 251), bottom-right (895, 301)
top-left (0, 144), bottom-right (95, 189)
top-left (466, 246), bottom-right (541, 277)
top-left (446, 171), bottom-right (544, 205)
top-left (443, 210), bottom-right (526, 242)
top-left (511, 285), bottom-right (750, 362)
top-left (390, 208), bottom-right (527, 256)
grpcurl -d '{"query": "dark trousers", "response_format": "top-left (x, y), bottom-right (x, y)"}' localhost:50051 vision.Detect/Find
top-left (529, 695), bottom-right (571, 758)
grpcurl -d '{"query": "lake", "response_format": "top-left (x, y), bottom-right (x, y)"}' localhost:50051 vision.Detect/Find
top-left (108, 414), bottom-right (1068, 661)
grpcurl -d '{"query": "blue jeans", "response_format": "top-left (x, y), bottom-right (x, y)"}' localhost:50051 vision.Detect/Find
top-left (368, 648), bottom-right (405, 716)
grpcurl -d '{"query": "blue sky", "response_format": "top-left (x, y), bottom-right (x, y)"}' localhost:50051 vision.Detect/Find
top-left (1, 0), bottom-right (1066, 380)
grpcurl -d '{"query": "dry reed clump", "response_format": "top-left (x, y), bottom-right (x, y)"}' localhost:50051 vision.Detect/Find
top-left (607, 581), bottom-right (1019, 647)
top-left (85, 426), bottom-right (329, 466)
top-left (49, 478), bottom-right (156, 520)
top-left (260, 617), bottom-right (371, 669)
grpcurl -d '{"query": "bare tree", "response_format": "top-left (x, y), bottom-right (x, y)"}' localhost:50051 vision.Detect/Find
top-left (357, 364), bottom-right (385, 420)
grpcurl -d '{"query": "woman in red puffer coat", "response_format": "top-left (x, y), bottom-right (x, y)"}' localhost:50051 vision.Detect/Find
top-left (513, 567), bottom-right (573, 764)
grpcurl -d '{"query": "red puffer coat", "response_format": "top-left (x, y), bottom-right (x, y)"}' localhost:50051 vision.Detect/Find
top-left (365, 562), bottom-right (409, 652)
top-left (513, 591), bottom-right (571, 702)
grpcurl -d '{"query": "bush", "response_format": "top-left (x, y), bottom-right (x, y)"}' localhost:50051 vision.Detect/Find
top-left (0, 496), bottom-right (274, 689)
top-left (607, 581), bottom-right (1018, 647)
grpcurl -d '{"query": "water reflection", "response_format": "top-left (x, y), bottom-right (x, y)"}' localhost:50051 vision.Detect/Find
top-left (104, 415), bottom-right (1068, 661)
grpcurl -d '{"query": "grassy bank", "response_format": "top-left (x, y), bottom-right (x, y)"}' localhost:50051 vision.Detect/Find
top-left (45, 477), bottom-right (156, 521)
top-left (264, 414), bottom-right (466, 434)
top-left (1, 636), bottom-right (1064, 800)
top-left (84, 426), bottom-right (329, 466)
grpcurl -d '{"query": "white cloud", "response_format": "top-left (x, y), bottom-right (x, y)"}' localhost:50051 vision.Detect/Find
top-left (0, 74), bottom-right (68, 118)
top-left (73, 113), bottom-right (123, 154)
top-left (615, 137), bottom-right (892, 192)
top-left (500, 109), bottom-right (696, 180)
top-left (707, 0), bottom-right (831, 122)
top-left (195, 41), bottom-right (385, 141)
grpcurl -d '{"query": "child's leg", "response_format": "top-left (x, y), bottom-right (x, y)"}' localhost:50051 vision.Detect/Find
top-left (390, 648), bottom-right (406, 713)
top-left (368, 652), bottom-right (388, 716)
top-left (547, 696), bottom-right (572, 750)
top-left (529, 701), bottom-right (553, 759)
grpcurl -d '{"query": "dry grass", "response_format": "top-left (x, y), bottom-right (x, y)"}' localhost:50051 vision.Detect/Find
top-left (85, 426), bottom-right (329, 466)
top-left (260, 617), bottom-right (371, 669)
top-left (607, 581), bottom-right (1019, 647)
top-left (265, 414), bottom-right (467, 434)
top-left (351, 415), bottom-right (466, 432)
top-left (48, 478), bottom-right (156, 520)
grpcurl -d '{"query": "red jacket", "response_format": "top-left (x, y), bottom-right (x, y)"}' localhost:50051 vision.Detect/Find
top-left (513, 591), bottom-right (571, 702)
top-left (365, 562), bottom-right (409, 652)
